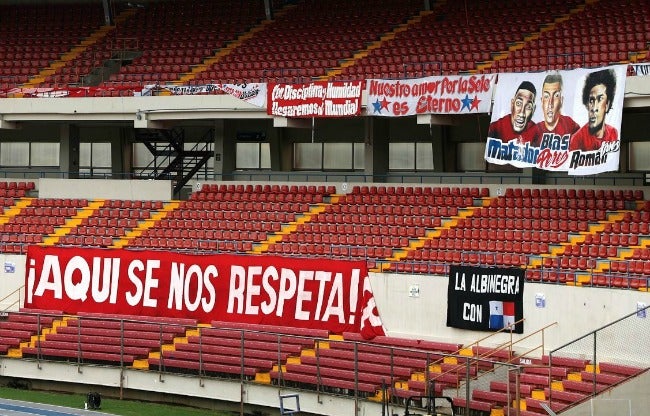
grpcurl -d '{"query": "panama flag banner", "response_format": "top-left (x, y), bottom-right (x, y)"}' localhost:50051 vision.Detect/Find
top-left (488, 300), bottom-right (515, 330)
top-left (485, 65), bottom-right (627, 175)
top-left (447, 265), bottom-right (524, 334)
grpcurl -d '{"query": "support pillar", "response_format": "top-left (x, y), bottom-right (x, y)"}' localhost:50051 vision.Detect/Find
top-left (60, 124), bottom-right (80, 179)
top-left (213, 120), bottom-right (225, 180)
top-left (364, 117), bottom-right (389, 182)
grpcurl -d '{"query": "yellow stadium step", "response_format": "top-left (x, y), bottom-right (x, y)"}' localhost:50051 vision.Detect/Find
top-left (607, 211), bottom-right (629, 221)
top-left (477, 2), bottom-right (591, 72)
top-left (368, 389), bottom-right (385, 402)
top-left (315, 339), bottom-right (331, 349)
top-left (410, 372), bottom-right (425, 382)
top-left (371, 262), bottom-right (391, 273)
top-left (531, 389), bottom-right (546, 401)
top-left (41, 236), bottom-right (60, 246)
top-left (508, 41), bottom-right (526, 51)
top-left (0, 198), bottom-right (33, 225)
top-left (251, 243), bottom-right (269, 253)
top-left (50, 61), bottom-right (67, 70)
top-left (51, 317), bottom-right (69, 331)
top-left (300, 349), bottom-right (315, 357)
top-left (286, 356), bottom-right (301, 365)
top-left (569, 234), bottom-right (587, 244)
top-left (394, 380), bottom-right (409, 390)
top-left (184, 328), bottom-right (201, 338)
top-left (249, 201), bottom-right (328, 254)
top-left (391, 249), bottom-right (409, 261)
top-left (551, 379), bottom-right (564, 391)
top-left (272, 364), bottom-right (287, 373)
top-left (176, 5), bottom-right (297, 84)
top-left (132, 359), bottom-right (149, 370)
top-left (110, 200), bottom-right (180, 248)
top-left (321, 9), bottom-right (432, 80)
top-left (71, 199), bottom-right (106, 222)
top-left (7, 348), bottom-right (23, 358)
top-left (514, 398), bottom-right (527, 411)
top-left (490, 407), bottom-right (505, 416)
top-left (255, 372), bottom-right (271, 384)
top-left (567, 371), bottom-right (582, 381)
top-left (41, 199), bottom-right (105, 246)
top-left (592, 259), bottom-right (612, 273)
top-left (589, 223), bottom-right (607, 233)
top-left (328, 334), bottom-right (344, 341)
top-left (428, 363), bottom-right (442, 373)
top-left (528, 256), bottom-right (544, 268)
top-left (22, 23), bottom-right (117, 88)
top-left (459, 347), bottom-right (473, 357)
top-left (550, 244), bottom-right (568, 256)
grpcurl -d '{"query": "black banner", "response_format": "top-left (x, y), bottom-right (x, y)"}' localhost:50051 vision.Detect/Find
top-left (447, 265), bottom-right (525, 334)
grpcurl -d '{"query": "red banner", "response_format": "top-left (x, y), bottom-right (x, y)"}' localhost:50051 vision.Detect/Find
top-left (1, 86), bottom-right (141, 98)
top-left (24, 246), bottom-right (385, 339)
top-left (267, 81), bottom-right (362, 118)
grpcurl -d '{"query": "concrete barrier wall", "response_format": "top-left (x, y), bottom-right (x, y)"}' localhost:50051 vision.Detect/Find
top-left (37, 178), bottom-right (173, 200)
top-left (372, 272), bottom-right (650, 362)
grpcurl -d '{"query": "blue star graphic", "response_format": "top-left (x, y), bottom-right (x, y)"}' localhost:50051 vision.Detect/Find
top-left (460, 94), bottom-right (472, 111)
top-left (372, 98), bottom-right (383, 113)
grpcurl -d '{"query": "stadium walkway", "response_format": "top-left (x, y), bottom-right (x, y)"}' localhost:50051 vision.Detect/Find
top-left (0, 397), bottom-right (110, 416)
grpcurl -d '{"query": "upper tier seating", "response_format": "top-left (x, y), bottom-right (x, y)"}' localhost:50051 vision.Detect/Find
top-left (492, 0), bottom-right (650, 73)
top-left (335, 0), bottom-right (583, 79)
top-left (194, 0), bottom-right (423, 84)
top-left (0, 2), bottom-right (105, 88)
top-left (102, 0), bottom-right (268, 86)
top-left (1, 0), bottom-right (647, 90)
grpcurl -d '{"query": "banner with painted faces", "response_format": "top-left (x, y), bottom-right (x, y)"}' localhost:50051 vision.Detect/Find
top-left (485, 65), bottom-right (627, 175)
top-left (24, 246), bottom-right (386, 339)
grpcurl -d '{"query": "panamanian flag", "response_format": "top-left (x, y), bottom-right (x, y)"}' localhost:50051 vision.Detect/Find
top-left (489, 300), bottom-right (515, 330)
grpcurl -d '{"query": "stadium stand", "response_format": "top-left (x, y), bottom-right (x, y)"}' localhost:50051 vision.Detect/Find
top-left (2, 180), bottom-right (647, 414)
top-left (0, 184), bottom-right (648, 291)
top-left (0, 1), bottom-right (649, 415)
top-left (1, 305), bottom-right (646, 416)
top-left (0, 3), bottom-right (105, 88)
top-left (17, 312), bottom-right (196, 365)
top-left (0, 0), bottom-right (646, 90)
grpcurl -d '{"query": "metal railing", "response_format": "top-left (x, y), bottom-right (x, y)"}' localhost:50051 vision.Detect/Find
top-left (5, 309), bottom-right (649, 415)
top-left (0, 287), bottom-right (22, 311)
top-left (4, 310), bottom-right (525, 415)
top-left (0, 170), bottom-right (645, 187)
top-left (548, 305), bottom-right (650, 409)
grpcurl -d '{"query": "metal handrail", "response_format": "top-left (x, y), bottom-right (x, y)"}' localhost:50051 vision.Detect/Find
top-left (0, 286), bottom-right (22, 311)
